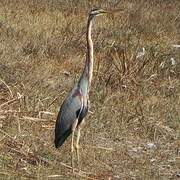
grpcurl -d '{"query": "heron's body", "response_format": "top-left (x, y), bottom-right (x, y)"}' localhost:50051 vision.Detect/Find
top-left (54, 8), bottom-right (108, 172)
top-left (55, 83), bottom-right (89, 148)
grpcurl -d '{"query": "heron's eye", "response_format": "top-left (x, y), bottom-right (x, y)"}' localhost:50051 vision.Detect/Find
top-left (90, 11), bottom-right (97, 15)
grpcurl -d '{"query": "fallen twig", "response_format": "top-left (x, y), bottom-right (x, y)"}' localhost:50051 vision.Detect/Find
top-left (19, 116), bottom-right (55, 122)
top-left (0, 78), bottom-right (13, 98)
top-left (84, 145), bottom-right (114, 151)
top-left (0, 94), bottom-right (23, 109)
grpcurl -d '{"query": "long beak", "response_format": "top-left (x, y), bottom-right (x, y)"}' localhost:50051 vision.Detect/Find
top-left (100, 9), bottom-right (109, 14)
top-left (108, 8), bottom-right (124, 14)
top-left (99, 8), bottom-right (123, 15)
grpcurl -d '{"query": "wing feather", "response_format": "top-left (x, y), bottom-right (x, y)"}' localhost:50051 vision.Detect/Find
top-left (54, 87), bottom-right (83, 148)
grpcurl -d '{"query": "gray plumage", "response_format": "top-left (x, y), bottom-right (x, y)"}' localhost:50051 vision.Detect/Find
top-left (55, 84), bottom-right (88, 148)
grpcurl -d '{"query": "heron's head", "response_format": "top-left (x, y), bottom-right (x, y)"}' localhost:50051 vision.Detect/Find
top-left (89, 8), bottom-right (108, 18)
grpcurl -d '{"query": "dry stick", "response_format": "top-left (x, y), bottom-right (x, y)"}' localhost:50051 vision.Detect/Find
top-left (46, 96), bottom-right (59, 110)
top-left (0, 94), bottom-right (23, 109)
top-left (84, 145), bottom-right (114, 151)
top-left (111, 53), bottom-right (122, 74)
top-left (19, 116), bottom-right (55, 122)
top-left (41, 125), bottom-right (54, 129)
top-left (38, 111), bottom-right (55, 118)
top-left (47, 174), bottom-right (64, 178)
top-left (115, 48), bottom-right (123, 70)
top-left (0, 78), bottom-right (13, 98)
top-left (0, 109), bottom-right (52, 115)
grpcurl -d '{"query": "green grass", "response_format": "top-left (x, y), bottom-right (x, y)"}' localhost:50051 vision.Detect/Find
top-left (0, 0), bottom-right (180, 179)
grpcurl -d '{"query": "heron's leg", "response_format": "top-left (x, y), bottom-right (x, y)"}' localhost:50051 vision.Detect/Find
top-left (71, 119), bottom-right (78, 173)
top-left (76, 127), bottom-right (81, 169)
top-left (75, 119), bottom-right (85, 171)
top-left (71, 130), bottom-right (75, 173)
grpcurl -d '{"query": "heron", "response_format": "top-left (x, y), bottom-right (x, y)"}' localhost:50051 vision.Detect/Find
top-left (54, 8), bottom-right (108, 172)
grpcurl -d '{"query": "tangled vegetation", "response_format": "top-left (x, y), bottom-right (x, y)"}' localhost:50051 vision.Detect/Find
top-left (0, 0), bottom-right (179, 179)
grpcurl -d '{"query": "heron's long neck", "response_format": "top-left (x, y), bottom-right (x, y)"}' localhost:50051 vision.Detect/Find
top-left (79, 16), bottom-right (94, 93)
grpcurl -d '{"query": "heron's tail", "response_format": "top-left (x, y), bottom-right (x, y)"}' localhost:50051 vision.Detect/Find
top-left (54, 129), bottom-right (72, 148)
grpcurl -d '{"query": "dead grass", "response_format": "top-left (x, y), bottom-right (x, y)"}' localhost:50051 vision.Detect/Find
top-left (0, 0), bottom-right (180, 179)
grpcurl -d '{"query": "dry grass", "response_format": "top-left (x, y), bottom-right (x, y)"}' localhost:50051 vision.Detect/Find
top-left (0, 0), bottom-right (180, 179)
